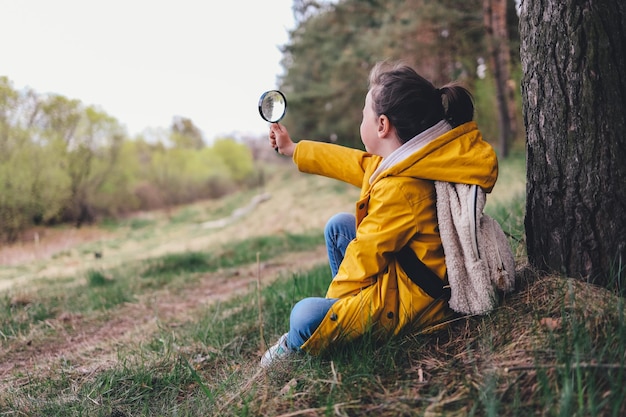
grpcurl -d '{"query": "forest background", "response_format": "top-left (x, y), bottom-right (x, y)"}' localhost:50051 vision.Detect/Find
top-left (0, 0), bottom-right (521, 243)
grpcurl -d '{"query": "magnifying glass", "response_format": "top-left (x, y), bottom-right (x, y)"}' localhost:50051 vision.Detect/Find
top-left (259, 90), bottom-right (287, 152)
top-left (258, 90), bottom-right (287, 123)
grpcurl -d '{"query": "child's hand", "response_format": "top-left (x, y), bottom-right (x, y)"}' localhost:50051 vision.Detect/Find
top-left (269, 123), bottom-right (296, 156)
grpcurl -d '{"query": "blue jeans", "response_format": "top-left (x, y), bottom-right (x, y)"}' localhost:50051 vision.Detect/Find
top-left (286, 212), bottom-right (356, 351)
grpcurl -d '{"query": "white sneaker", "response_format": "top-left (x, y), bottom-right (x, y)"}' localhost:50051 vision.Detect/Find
top-left (260, 333), bottom-right (291, 368)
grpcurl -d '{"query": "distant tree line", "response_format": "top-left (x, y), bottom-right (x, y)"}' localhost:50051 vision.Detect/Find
top-left (0, 77), bottom-right (256, 242)
top-left (278, 0), bottom-right (521, 153)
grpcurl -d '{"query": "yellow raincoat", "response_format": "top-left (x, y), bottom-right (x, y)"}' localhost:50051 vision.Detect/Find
top-left (292, 121), bottom-right (498, 355)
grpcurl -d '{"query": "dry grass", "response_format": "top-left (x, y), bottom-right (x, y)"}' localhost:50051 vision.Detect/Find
top-left (155, 260), bottom-right (623, 417)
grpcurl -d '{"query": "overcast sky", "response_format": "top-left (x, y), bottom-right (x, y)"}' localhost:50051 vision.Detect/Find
top-left (1, 0), bottom-right (295, 140)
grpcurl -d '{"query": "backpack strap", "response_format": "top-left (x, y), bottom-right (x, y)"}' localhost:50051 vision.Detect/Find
top-left (397, 246), bottom-right (450, 301)
top-left (467, 184), bottom-right (480, 259)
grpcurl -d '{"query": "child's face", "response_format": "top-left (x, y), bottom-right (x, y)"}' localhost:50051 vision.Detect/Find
top-left (360, 90), bottom-right (380, 154)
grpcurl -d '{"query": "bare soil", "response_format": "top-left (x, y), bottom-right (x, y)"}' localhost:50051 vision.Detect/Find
top-left (0, 226), bottom-right (110, 267)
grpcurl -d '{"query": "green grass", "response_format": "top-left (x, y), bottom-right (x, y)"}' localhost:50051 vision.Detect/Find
top-left (0, 294), bottom-right (55, 341)
top-left (140, 232), bottom-right (322, 279)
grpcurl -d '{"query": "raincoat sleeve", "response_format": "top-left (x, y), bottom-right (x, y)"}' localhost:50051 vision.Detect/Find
top-left (292, 140), bottom-right (380, 188)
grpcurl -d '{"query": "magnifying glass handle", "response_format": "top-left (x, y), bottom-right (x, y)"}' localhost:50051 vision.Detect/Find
top-left (271, 125), bottom-right (279, 153)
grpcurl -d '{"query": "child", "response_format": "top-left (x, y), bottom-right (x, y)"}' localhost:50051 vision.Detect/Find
top-left (261, 61), bottom-right (498, 367)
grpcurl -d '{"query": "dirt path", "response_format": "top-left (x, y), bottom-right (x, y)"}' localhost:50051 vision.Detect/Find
top-left (0, 245), bottom-right (329, 390)
top-left (0, 226), bottom-right (110, 267)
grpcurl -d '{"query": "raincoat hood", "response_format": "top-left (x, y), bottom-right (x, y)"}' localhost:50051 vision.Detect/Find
top-left (370, 121), bottom-right (498, 193)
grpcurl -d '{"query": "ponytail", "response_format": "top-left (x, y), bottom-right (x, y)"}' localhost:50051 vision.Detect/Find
top-left (438, 84), bottom-right (474, 128)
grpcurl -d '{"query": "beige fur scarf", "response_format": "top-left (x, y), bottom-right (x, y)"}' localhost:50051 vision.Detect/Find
top-left (435, 182), bottom-right (516, 315)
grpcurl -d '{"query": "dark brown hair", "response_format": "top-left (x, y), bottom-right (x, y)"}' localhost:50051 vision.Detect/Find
top-left (368, 61), bottom-right (474, 143)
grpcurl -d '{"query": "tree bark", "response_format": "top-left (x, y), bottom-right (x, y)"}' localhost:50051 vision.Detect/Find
top-left (520, 0), bottom-right (626, 285)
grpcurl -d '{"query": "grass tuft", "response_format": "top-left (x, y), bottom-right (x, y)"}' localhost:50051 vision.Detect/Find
top-left (87, 269), bottom-right (114, 287)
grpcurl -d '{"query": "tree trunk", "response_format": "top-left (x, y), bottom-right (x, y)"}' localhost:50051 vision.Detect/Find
top-left (483, 0), bottom-right (516, 157)
top-left (520, 0), bottom-right (626, 286)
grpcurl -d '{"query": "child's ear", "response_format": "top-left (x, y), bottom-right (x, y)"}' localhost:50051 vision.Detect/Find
top-left (378, 114), bottom-right (391, 137)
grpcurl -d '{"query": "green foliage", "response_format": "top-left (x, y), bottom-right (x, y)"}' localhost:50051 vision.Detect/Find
top-left (0, 86), bottom-right (73, 238)
top-left (280, 0), bottom-right (511, 149)
top-left (0, 79), bottom-right (257, 240)
top-left (210, 138), bottom-right (255, 182)
top-left (474, 72), bottom-right (499, 143)
top-left (487, 191), bottom-right (525, 248)
top-left (483, 152), bottom-right (527, 254)
top-left (170, 116), bottom-right (205, 149)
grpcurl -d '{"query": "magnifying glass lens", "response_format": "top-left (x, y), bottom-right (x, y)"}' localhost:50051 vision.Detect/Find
top-left (258, 90), bottom-right (287, 123)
